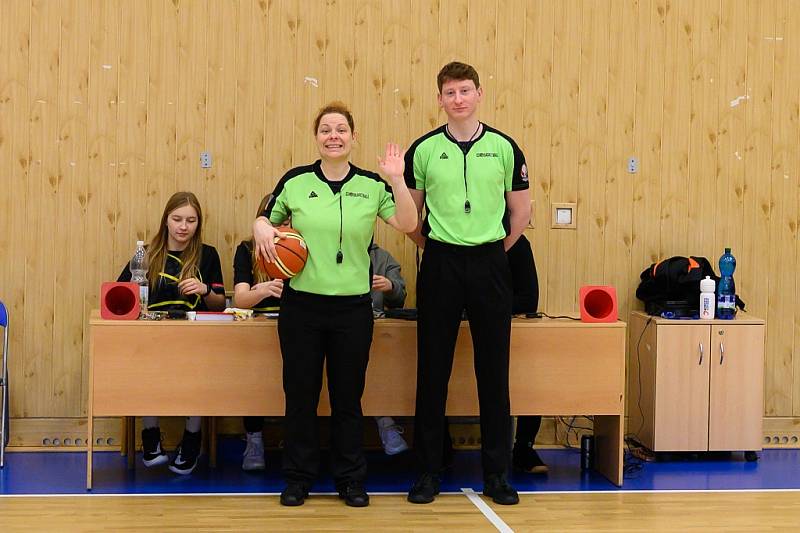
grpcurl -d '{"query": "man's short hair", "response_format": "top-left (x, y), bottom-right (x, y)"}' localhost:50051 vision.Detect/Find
top-left (437, 62), bottom-right (481, 93)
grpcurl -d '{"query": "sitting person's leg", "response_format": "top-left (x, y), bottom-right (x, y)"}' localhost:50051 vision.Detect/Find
top-left (169, 416), bottom-right (202, 475)
top-left (141, 416), bottom-right (168, 467)
top-left (242, 416), bottom-right (266, 471)
top-left (513, 415), bottom-right (548, 473)
top-left (375, 416), bottom-right (408, 455)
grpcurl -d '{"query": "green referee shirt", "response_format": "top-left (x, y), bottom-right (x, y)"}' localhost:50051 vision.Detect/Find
top-left (404, 123), bottom-right (529, 246)
top-left (264, 160), bottom-right (397, 296)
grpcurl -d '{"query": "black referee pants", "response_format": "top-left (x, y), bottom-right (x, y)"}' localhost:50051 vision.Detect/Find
top-left (414, 239), bottom-right (513, 477)
top-left (278, 288), bottom-right (373, 488)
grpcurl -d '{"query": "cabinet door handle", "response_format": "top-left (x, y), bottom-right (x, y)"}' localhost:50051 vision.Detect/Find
top-left (698, 342), bottom-right (704, 365)
top-left (719, 342), bottom-right (725, 365)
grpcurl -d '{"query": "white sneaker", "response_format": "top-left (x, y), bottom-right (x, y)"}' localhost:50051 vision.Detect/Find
top-left (379, 424), bottom-right (409, 455)
top-left (242, 433), bottom-right (266, 471)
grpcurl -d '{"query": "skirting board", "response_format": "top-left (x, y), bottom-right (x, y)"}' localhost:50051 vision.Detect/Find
top-left (4, 416), bottom-right (795, 451)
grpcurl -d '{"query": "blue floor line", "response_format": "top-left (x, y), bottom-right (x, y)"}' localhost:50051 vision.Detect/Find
top-left (1, 438), bottom-right (799, 495)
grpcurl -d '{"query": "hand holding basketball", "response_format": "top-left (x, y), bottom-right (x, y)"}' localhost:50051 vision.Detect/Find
top-left (256, 227), bottom-right (309, 280)
top-left (253, 218), bottom-right (286, 264)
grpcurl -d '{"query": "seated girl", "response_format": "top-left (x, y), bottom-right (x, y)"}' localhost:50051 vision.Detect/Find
top-left (118, 191), bottom-right (225, 474)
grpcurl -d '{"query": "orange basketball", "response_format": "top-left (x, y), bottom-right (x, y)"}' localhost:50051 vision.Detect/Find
top-left (256, 227), bottom-right (308, 280)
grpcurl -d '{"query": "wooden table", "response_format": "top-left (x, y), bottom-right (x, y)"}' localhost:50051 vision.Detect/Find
top-left (87, 311), bottom-right (626, 489)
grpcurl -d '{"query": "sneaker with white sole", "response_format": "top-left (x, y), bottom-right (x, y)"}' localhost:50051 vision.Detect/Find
top-left (141, 427), bottom-right (169, 468)
top-left (378, 424), bottom-right (409, 455)
top-left (169, 429), bottom-right (201, 475)
top-left (242, 432), bottom-right (266, 471)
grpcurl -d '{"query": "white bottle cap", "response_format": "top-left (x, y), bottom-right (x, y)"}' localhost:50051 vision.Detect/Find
top-left (700, 275), bottom-right (715, 293)
top-left (136, 240), bottom-right (144, 246)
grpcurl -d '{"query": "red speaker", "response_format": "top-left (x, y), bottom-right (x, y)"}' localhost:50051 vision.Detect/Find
top-left (100, 282), bottom-right (140, 320)
top-left (579, 285), bottom-right (618, 323)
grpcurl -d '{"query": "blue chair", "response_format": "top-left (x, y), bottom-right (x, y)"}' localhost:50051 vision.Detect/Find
top-left (0, 300), bottom-right (8, 467)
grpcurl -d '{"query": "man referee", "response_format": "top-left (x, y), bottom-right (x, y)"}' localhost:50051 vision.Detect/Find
top-left (404, 62), bottom-right (531, 505)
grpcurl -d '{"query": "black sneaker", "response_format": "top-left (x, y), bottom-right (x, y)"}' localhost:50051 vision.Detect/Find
top-left (407, 472), bottom-right (440, 504)
top-left (280, 482), bottom-right (309, 506)
top-left (513, 446), bottom-right (549, 474)
top-left (338, 481), bottom-right (369, 507)
top-left (141, 427), bottom-right (168, 467)
top-left (483, 473), bottom-right (519, 505)
top-left (168, 429), bottom-right (201, 475)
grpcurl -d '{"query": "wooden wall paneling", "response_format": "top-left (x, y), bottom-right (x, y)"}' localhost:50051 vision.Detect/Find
top-left (3, 0), bottom-right (31, 418)
top-left (269, 0), bottom-right (295, 180)
top-left (740, 0), bottom-right (775, 325)
top-left (686, 0), bottom-right (721, 260)
top-left (628, 0), bottom-right (666, 313)
top-left (715, 1), bottom-right (747, 277)
top-left (438, 0), bottom-right (469, 67)
top-left (787, 3), bottom-right (800, 418)
top-left (25, 0), bottom-right (62, 416)
top-left (522, 0), bottom-right (554, 312)
top-left (289, 0), bottom-right (314, 168)
top-left (548, 0), bottom-right (581, 313)
top-left (494, 0), bottom-right (525, 157)
top-left (377, 1), bottom-right (412, 265)
top-left (659, 0), bottom-right (692, 257)
top-left (0, 2), bottom-right (13, 295)
top-left (142, 0), bottom-right (177, 232)
top-left (53, 0), bottom-right (91, 416)
top-left (602, 0), bottom-right (637, 320)
top-left (465, 0), bottom-right (496, 123)
top-left (117, 1), bottom-right (150, 247)
top-left (770, 0), bottom-right (798, 416)
top-left (403, 0), bottom-right (441, 298)
top-left (232, 0), bottom-right (263, 253)
top-left (575, 0), bottom-right (609, 286)
top-left (205, 0), bottom-right (238, 284)
top-left (4, 0), bottom-right (800, 430)
top-left (252, 0), bottom-right (271, 213)
top-left (83, 0), bottom-right (122, 417)
top-left (175, 1), bottom-right (208, 201)
top-left (359, 0), bottom-right (383, 175)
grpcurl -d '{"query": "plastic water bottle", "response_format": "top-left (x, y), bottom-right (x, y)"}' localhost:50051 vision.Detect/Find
top-left (717, 248), bottom-right (736, 319)
top-left (130, 240), bottom-right (149, 317)
top-left (699, 276), bottom-right (715, 319)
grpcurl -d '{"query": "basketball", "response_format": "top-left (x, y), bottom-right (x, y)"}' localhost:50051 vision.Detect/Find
top-left (256, 227), bottom-right (308, 279)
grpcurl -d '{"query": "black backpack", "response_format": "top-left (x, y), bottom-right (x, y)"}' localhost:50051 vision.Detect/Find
top-left (636, 256), bottom-right (744, 317)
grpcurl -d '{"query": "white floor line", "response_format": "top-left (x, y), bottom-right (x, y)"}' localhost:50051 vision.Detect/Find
top-left (461, 488), bottom-right (514, 533)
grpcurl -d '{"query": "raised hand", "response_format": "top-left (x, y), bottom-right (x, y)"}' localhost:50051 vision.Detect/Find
top-left (377, 142), bottom-right (406, 181)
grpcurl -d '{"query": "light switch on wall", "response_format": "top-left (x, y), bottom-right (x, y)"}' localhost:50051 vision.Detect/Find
top-left (551, 202), bottom-right (577, 229)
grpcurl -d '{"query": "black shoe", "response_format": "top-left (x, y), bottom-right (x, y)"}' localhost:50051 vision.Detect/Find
top-left (407, 473), bottom-right (440, 504)
top-left (513, 446), bottom-right (549, 474)
top-left (169, 429), bottom-right (201, 475)
top-left (141, 427), bottom-right (168, 467)
top-left (483, 473), bottom-right (519, 505)
top-left (280, 482), bottom-right (309, 506)
top-left (338, 481), bottom-right (370, 507)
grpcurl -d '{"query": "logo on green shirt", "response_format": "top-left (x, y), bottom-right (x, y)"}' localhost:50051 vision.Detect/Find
top-left (439, 152), bottom-right (449, 160)
top-left (345, 191), bottom-right (370, 199)
top-left (308, 191), bottom-right (318, 198)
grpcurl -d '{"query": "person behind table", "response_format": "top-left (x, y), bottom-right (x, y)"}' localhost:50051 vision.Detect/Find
top-left (252, 102), bottom-right (417, 507)
top-left (232, 193), bottom-right (284, 472)
top-left (117, 191), bottom-right (226, 475)
top-left (368, 243), bottom-right (410, 455)
top-left (404, 62), bottom-right (531, 505)
top-left (507, 233), bottom-right (548, 474)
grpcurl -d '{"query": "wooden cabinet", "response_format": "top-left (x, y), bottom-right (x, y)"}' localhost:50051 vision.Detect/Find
top-left (628, 311), bottom-right (765, 453)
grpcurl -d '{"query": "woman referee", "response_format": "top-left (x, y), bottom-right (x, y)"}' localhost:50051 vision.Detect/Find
top-left (252, 102), bottom-right (416, 507)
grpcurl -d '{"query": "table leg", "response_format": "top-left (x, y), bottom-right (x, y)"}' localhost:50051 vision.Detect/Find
top-left (87, 412), bottom-right (93, 490)
top-left (127, 417), bottom-right (135, 470)
top-left (593, 414), bottom-right (623, 486)
top-left (209, 417), bottom-right (217, 468)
